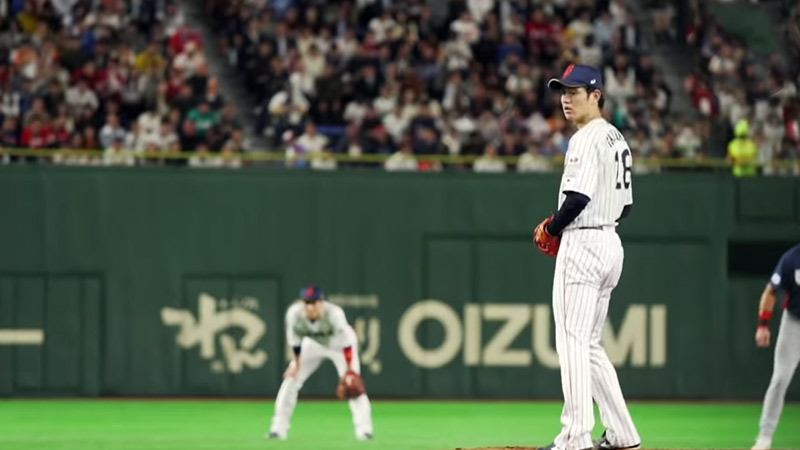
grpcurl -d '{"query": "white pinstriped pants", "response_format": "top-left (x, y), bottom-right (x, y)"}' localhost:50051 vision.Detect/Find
top-left (552, 227), bottom-right (640, 450)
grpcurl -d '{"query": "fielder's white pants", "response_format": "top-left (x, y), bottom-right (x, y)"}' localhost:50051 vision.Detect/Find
top-left (757, 311), bottom-right (800, 443)
top-left (552, 227), bottom-right (640, 450)
top-left (269, 331), bottom-right (373, 439)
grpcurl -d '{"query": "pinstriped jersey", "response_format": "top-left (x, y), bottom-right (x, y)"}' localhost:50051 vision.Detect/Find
top-left (558, 117), bottom-right (633, 230)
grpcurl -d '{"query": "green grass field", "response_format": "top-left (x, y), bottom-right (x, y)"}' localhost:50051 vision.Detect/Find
top-left (0, 400), bottom-right (798, 450)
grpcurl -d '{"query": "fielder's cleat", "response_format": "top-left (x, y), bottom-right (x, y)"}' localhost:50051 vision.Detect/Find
top-left (752, 436), bottom-right (771, 450)
top-left (357, 432), bottom-right (374, 441)
top-left (266, 431), bottom-right (286, 440)
top-left (593, 431), bottom-right (640, 450)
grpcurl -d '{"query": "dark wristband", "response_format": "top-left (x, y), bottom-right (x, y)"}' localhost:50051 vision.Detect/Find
top-left (293, 346), bottom-right (301, 356)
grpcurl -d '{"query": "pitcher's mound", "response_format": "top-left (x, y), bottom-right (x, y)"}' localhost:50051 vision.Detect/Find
top-left (448, 448), bottom-right (728, 450)
top-left (452, 447), bottom-right (538, 450)
top-left (452, 447), bottom-right (537, 450)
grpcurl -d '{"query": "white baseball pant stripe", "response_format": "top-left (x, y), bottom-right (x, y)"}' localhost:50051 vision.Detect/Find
top-left (270, 331), bottom-right (373, 438)
top-left (758, 311), bottom-right (800, 440)
top-left (552, 228), bottom-right (640, 450)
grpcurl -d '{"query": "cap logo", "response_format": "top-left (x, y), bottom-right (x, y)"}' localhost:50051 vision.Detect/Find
top-left (590, 79), bottom-right (596, 84)
top-left (562, 64), bottom-right (575, 78)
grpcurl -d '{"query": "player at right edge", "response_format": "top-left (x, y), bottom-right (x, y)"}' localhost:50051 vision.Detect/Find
top-left (533, 64), bottom-right (641, 450)
top-left (751, 243), bottom-right (800, 450)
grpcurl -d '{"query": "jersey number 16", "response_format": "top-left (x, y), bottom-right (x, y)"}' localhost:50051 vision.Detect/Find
top-left (614, 148), bottom-right (632, 190)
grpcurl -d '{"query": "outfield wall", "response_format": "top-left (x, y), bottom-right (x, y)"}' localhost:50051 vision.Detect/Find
top-left (0, 167), bottom-right (798, 400)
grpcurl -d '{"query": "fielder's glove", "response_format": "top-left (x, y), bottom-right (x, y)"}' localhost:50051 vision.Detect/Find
top-left (533, 215), bottom-right (560, 258)
top-left (336, 370), bottom-right (366, 400)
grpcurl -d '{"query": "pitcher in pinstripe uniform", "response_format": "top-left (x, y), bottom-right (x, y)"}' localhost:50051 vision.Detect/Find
top-left (533, 64), bottom-right (641, 450)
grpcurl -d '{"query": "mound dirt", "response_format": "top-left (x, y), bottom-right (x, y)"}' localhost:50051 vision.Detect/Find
top-left (448, 448), bottom-right (742, 450)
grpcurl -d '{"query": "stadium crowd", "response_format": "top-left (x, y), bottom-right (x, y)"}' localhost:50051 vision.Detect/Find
top-left (0, 0), bottom-right (247, 168)
top-left (208, 0), bottom-right (680, 173)
top-left (685, 0), bottom-right (799, 175)
top-left (0, 0), bottom-right (796, 175)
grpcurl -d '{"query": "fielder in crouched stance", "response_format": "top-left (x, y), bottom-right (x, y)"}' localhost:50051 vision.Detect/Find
top-left (268, 285), bottom-right (374, 441)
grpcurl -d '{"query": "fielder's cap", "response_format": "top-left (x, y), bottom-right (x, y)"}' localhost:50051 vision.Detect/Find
top-left (547, 64), bottom-right (603, 91)
top-left (300, 285), bottom-right (324, 302)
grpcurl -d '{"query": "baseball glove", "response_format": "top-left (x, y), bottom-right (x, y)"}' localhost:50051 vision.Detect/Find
top-left (336, 370), bottom-right (366, 400)
top-left (533, 215), bottom-right (560, 258)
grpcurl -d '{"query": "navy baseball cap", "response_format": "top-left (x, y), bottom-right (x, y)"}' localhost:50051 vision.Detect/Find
top-left (547, 64), bottom-right (604, 91)
top-left (300, 285), bottom-right (324, 302)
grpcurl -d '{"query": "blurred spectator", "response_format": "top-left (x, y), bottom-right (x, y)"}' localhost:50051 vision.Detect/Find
top-left (100, 114), bottom-right (127, 150)
top-left (103, 136), bottom-right (135, 166)
top-left (65, 79), bottom-right (99, 122)
top-left (593, 11), bottom-right (616, 47)
top-left (296, 122), bottom-right (328, 155)
top-left (727, 119), bottom-right (758, 177)
top-left (202, 77), bottom-right (225, 112)
top-left (24, 98), bottom-right (51, 125)
top-left (266, 84), bottom-right (309, 140)
top-left (169, 25), bottom-right (203, 56)
top-left (159, 121), bottom-right (180, 151)
top-left (335, 122), bottom-right (365, 157)
top-left (222, 129), bottom-right (251, 153)
top-left (172, 84), bottom-right (197, 119)
top-left (83, 126), bottom-right (100, 151)
top-left (650, 0), bottom-right (676, 44)
top-left (187, 101), bottom-right (219, 137)
top-left (413, 126), bottom-right (442, 156)
top-left (674, 120), bottom-right (703, 159)
top-left (218, 142), bottom-right (242, 169)
top-left (517, 144), bottom-right (549, 173)
top-left (204, 125), bottom-right (226, 152)
top-left (138, 109), bottom-right (162, 146)
top-left (21, 119), bottom-right (52, 150)
top-left (285, 122), bottom-right (336, 171)
top-left (125, 122), bottom-right (144, 153)
top-left (1, 117), bottom-right (21, 148)
top-left (363, 125), bottom-right (396, 156)
top-left (179, 119), bottom-right (202, 152)
top-left (136, 42), bottom-right (166, 74)
top-left (174, 40), bottom-right (206, 79)
top-left (473, 143), bottom-right (506, 173)
top-left (384, 142), bottom-right (418, 172)
top-left (708, 44), bottom-right (738, 77)
top-left (577, 35), bottom-right (603, 68)
top-left (189, 144), bottom-right (220, 168)
top-left (382, 105), bottom-right (407, 143)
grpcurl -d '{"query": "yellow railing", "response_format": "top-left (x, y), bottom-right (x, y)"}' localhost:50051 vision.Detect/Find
top-left (0, 148), bottom-right (797, 170)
